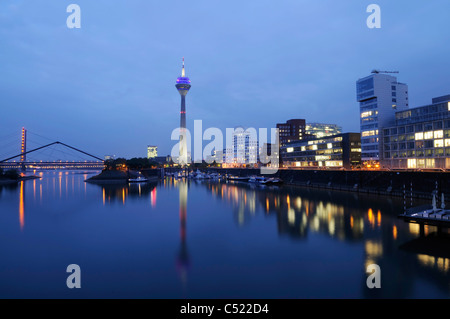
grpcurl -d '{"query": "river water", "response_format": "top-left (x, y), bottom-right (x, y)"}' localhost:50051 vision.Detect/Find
top-left (0, 170), bottom-right (449, 298)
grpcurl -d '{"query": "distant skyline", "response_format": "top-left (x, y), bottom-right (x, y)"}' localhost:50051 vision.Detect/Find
top-left (1, 0), bottom-right (449, 159)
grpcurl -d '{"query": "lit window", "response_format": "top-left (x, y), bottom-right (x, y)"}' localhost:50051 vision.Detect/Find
top-left (448, 102), bottom-right (450, 111)
top-left (312, 145), bottom-right (318, 150)
top-left (434, 130), bottom-right (444, 139)
top-left (407, 159), bottom-right (417, 169)
top-left (415, 132), bottom-right (423, 140)
top-left (424, 131), bottom-right (433, 139)
top-left (361, 111), bottom-right (373, 118)
top-left (445, 139), bottom-right (450, 147)
top-left (287, 147), bottom-right (294, 153)
top-left (301, 146), bottom-right (306, 151)
top-left (327, 143), bottom-right (332, 149)
top-left (325, 161), bottom-right (343, 167)
top-left (434, 139), bottom-right (444, 148)
top-left (362, 130), bottom-right (377, 137)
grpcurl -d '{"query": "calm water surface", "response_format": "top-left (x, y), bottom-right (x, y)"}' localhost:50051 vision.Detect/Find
top-left (0, 171), bottom-right (449, 298)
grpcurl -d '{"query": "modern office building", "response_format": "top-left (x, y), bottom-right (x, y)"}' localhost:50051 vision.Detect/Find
top-left (305, 123), bottom-right (342, 139)
top-left (381, 94), bottom-right (450, 169)
top-left (222, 127), bottom-right (259, 167)
top-left (259, 143), bottom-right (280, 167)
top-left (356, 71), bottom-right (409, 165)
top-left (280, 133), bottom-right (361, 169)
top-left (276, 119), bottom-right (306, 146)
top-left (147, 146), bottom-right (157, 159)
top-left (175, 57), bottom-right (191, 166)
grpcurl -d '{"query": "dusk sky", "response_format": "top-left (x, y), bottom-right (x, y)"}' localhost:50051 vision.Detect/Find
top-left (1, 0), bottom-right (449, 159)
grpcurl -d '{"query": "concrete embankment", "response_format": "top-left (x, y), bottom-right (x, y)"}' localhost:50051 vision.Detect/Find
top-left (205, 168), bottom-right (450, 200)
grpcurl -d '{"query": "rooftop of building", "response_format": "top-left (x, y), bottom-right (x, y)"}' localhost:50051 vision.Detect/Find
top-left (394, 94), bottom-right (450, 125)
top-left (282, 132), bottom-right (360, 148)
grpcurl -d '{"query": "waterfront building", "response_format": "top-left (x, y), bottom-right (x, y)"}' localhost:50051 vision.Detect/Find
top-left (356, 71), bottom-right (409, 166)
top-left (280, 133), bottom-right (361, 169)
top-left (305, 123), bottom-right (342, 139)
top-left (147, 146), bottom-right (157, 159)
top-left (259, 143), bottom-right (280, 167)
top-left (276, 119), bottom-right (306, 146)
top-left (222, 127), bottom-right (259, 168)
top-left (175, 58), bottom-right (191, 166)
top-left (381, 94), bottom-right (450, 169)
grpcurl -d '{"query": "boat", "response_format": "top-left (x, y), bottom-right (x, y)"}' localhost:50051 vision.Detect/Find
top-left (227, 176), bottom-right (250, 182)
top-left (267, 177), bottom-right (283, 185)
top-left (194, 170), bottom-right (208, 179)
top-left (128, 176), bottom-right (148, 183)
top-left (248, 176), bottom-right (266, 183)
top-left (208, 172), bottom-right (220, 180)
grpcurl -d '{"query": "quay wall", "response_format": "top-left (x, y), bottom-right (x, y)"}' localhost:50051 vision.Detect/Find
top-left (147, 167), bottom-right (450, 199)
top-left (207, 168), bottom-right (450, 199)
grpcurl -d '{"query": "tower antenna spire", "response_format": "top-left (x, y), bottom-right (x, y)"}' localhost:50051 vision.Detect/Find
top-left (181, 57), bottom-right (185, 77)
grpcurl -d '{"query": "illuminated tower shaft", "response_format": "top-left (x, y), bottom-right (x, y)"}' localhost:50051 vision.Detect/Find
top-left (179, 92), bottom-right (187, 164)
top-left (175, 58), bottom-right (191, 166)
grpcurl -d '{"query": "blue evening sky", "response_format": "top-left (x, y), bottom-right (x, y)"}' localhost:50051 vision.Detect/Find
top-left (0, 0), bottom-right (449, 158)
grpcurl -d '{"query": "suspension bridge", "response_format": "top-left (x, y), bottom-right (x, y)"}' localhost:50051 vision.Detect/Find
top-left (0, 128), bottom-right (105, 170)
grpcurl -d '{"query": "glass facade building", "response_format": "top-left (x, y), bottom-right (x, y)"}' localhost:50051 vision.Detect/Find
top-left (305, 123), bottom-right (342, 139)
top-left (356, 73), bottom-right (409, 164)
top-left (280, 133), bottom-right (361, 169)
top-left (381, 95), bottom-right (450, 169)
top-left (222, 127), bottom-right (259, 167)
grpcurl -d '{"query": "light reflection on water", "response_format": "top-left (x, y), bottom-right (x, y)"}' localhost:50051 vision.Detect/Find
top-left (0, 171), bottom-right (449, 298)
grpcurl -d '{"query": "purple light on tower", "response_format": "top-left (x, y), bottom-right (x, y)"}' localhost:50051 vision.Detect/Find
top-left (175, 57), bottom-right (191, 166)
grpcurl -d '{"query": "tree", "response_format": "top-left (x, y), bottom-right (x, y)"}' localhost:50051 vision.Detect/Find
top-left (3, 169), bottom-right (20, 180)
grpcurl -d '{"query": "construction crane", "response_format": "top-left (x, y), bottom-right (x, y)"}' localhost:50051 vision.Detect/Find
top-left (371, 69), bottom-right (399, 74)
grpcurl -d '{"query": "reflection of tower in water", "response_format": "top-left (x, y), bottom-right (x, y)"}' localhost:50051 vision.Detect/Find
top-left (176, 181), bottom-right (190, 288)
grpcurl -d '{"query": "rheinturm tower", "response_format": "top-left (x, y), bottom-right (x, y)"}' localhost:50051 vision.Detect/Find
top-left (175, 57), bottom-right (191, 166)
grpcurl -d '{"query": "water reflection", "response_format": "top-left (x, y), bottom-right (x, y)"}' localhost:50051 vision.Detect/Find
top-left (177, 181), bottom-right (190, 291)
top-left (98, 182), bottom-right (157, 205)
top-left (19, 181), bottom-right (25, 230)
top-left (203, 182), bottom-right (366, 241)
top-left (199, 180), bottom-right (449, 297)
top-left (1, 172), bottom-right (449, 298)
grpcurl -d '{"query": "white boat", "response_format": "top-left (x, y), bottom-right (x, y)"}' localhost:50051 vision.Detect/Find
top-left (128, 176), bottom-right (148, 183)
top-left (227, 175), bottom-right (249, 181)
top-left (194, 170), bottom-right (207, 179)
top-left (248, 176), bottom-right (267, 184)
top-left (267, 178), bottom-right (283, 185)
